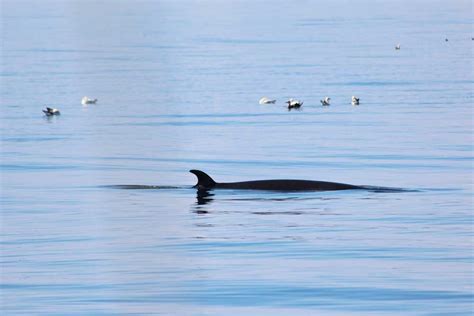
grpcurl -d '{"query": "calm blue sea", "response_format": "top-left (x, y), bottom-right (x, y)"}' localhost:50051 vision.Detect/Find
top-left (1, 0), bottom-right (473, 315)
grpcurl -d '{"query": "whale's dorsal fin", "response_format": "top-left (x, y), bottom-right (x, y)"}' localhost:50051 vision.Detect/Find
top-left (189, 170), bottom-right (216, 189)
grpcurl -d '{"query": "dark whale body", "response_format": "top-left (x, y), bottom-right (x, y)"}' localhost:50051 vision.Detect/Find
top-left (190, 170), bottom-right (363, 192)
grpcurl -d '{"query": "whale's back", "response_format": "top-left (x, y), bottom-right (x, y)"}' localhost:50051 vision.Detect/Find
top-left (216, 179), bottom-right (361, 191)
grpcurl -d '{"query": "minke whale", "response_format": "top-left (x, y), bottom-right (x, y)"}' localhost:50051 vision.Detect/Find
top-left (190, 169), bottom-right (364, 192)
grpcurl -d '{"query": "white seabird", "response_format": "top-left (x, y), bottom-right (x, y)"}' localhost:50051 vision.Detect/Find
top-left (351, 96), bottom-right (360, 105)
top-left (43, 107), bottom-right (60, 116)
top-left (395, 44), bottom-right (401, 50)
top-left (259, 97), bottom-right (276, 104)
top-left (81, 96), bottom-right (98, 105)
top-left (320, 97), bottom-right (331, 106)
top-left (286, 98), bottom-right (303, 109)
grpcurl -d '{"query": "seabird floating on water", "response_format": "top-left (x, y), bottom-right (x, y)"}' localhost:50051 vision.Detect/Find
top-left (43, 107), bottom-right (60, 116)
top-left (259, 97), bottom-right (276, 104)
top-left (395, 44), bottom-right (401, 50)
top-left (320, 97), bottom-right (331, 106)
top-left (286, 98), bottom-right (303, 109)
top-left (351, 96), bottom-right (360, 105)
top-left (81, 96), bottom-right (98, 105)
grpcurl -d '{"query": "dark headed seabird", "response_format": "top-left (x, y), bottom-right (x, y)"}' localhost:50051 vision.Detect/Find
top-left (320, 97), bottom-right (331, 106)
top-left (42, 107), bottom-right (60, 116)
top-left (351, 96), bottom-right (360, 105)
top-left (259, 97), bottom-right (276, 104)
top-left (286, 98), bottom-right (303, 109)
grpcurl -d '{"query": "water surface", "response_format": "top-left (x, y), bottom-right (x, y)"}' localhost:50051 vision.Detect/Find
top-left (1, 0), bottom-right (473, 315)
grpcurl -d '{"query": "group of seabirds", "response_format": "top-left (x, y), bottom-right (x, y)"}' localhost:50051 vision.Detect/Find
top-left (42, 96), bottom-right (97, 116)
top-left (259, 38), bottom-right (463, 110)
top-left (44, 94), bottom-right (355, 116)
top-left (43, 94), bottom-right (355, 116)
top-left (259, 95), bottom-right (359, 109)
top-left (42, 38), bottom-right (471, 116)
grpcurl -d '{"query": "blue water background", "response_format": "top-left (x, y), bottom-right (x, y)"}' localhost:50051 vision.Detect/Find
top-left (1, 0), bottom-right (473, 315)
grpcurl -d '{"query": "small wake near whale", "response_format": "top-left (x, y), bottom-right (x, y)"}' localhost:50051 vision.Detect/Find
top-left (358, 185), bottom-right (419, 193)
top-left (105, 185), bottom-right (185, 190)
